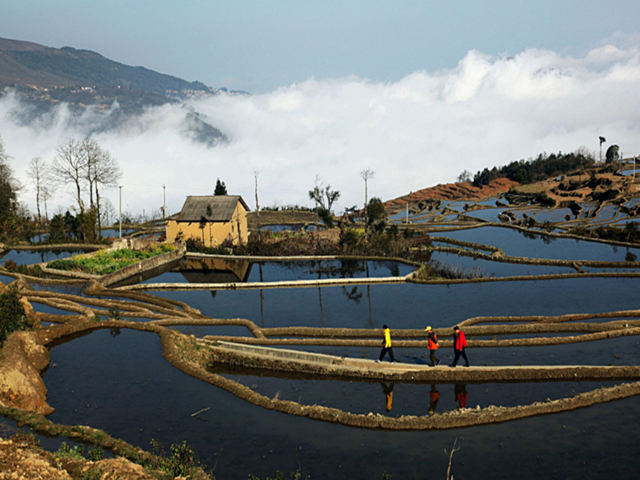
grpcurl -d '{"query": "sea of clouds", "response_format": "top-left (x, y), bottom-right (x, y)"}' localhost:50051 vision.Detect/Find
top-left (1, 42), bottom-right (639, 219)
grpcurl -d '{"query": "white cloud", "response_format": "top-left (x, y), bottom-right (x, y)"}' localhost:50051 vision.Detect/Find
top-left (2, 42), bottom-right (640, 220)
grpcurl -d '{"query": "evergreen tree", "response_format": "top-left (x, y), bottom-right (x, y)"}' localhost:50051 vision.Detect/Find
top-left (214, 178), bottom-right (228, 195)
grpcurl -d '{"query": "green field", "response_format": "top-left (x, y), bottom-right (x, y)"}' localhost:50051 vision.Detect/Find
top-left (47, 244), bottom-right (176, 275)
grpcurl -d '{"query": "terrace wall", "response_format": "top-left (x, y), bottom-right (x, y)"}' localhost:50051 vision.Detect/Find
top-left (99, 243), bottom-right (186, 287)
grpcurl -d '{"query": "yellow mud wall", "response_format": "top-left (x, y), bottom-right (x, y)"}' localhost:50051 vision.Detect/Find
top-left (166, 202), bottom-right (248, 246)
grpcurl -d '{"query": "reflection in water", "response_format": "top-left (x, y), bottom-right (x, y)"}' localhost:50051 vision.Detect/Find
top-left (366, 283), bottom-right (375, 328)
top-left (259, 264), bottom-right (265, 327)
top-left (180, 257), bottom-right (252, 283)
top-left (455, 384), bottom-right (468, 409)
top-left (429, 384), bottom-right (439, 414)
top-left (342, 286), bottom-right (363, 304)
top-left (381, 383), bottom-right (394, 411)
top-left (308, 259), bottom-right (367, 279)
top-left (318, 288), bottom-right (324, 327)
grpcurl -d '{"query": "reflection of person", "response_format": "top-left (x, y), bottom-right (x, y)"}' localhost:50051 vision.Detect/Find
top-left (381, 383), bottom-right (394, 411)
top-left (425, 326), bottom-right (440, 366)
top-left (376, 324), bottom-right (396, 364)
top-left (450, 326), bottom-right (470, 367)
top-left (429, 384), bottom-right (439, 414)
top-left (455, 384), bottom-right (468, 409)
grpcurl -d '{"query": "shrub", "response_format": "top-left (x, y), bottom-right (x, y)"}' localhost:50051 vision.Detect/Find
top-left (55, 442), bottom-right (85, 461)
top-left (87, 445), bottom-right (104, 461)
top-left (3, 259), bottom-right (17, 271)
top-left (150, 439), bottom-right (202, 477)
top-left (108, 306), bottom-right (122, 321)
top-left (0, 283), bottom-right (29, 345)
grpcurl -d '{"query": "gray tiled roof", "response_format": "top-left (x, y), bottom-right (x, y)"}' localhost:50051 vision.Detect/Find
top-left (176, 195), bottom-right (249, 222)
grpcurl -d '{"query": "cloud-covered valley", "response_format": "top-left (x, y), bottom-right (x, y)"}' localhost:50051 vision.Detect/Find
top-left (2, 42), bottom-right (640, 219)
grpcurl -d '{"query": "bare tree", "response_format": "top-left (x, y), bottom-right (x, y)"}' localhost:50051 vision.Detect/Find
top-left (51, 138), bottom-right (86, 214)
top-left (81, 138), bottom-right (102, 209)
top-left (360, 168), bottom-right (375, 212)
top-left (457, 169), bottom-right (472, 183)
top-left (253, 169), bottom-right (260, 230)
top-left (85, 140), bottom-right (121, 236)
top-left (101, 199), bottom-right (117, 227)
top-left (308, 174), bottom-right (341, 213)
top-left (40, 183), bottom-right (54, 222)
top-left (309, 174), bottom-right (324, 210)
top-left (28, 157), bottom-right (47, 229)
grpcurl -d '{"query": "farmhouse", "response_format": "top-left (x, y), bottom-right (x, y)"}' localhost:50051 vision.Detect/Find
top-left (166, 195), bottom-right (250, 247)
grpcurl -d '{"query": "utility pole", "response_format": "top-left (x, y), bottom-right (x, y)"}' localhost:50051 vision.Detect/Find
top-left (360, 168), bottom-right (375, 211)
top-left (360, 168), bottom-right (375, 227)
top-left (119, 186), bottom-right (122, 239)
top-left (163, 184), bottom-right (166, 220)
top-left (599, 136), bottom-right (606, 163)
top-left (254, 170), bottom-right (260, 230)
top-left (406, 202), bottom-right (409, 224)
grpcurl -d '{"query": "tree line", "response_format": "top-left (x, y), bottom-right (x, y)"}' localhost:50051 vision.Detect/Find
top-left (0, 134), bottom-right (122, 244)
top-left (0, 136), bottom-right (31, 242)
top-left (468, 150), bottom-right (595, 187)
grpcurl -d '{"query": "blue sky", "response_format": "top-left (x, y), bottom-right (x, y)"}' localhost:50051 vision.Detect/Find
top-left (2, 0), bottom-right (639, 92)
top-left (2, 1), bottom-right (640, 215)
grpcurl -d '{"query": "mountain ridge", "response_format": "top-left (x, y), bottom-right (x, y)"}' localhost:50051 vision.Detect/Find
top-left (0, 37), bottom-right (237, 146)
top-left (0, 36), bottom-right (210, 96)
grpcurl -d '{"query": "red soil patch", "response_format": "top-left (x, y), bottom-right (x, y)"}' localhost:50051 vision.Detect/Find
top-left (385, 178), bottom-right (519, 212)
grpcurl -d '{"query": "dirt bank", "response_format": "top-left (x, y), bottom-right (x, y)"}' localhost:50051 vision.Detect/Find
top-left (0, 434), bottom-right (158, 480)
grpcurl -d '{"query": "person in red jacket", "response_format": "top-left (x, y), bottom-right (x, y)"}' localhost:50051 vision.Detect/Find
top-left (450, 326), bottom-right (470, 367)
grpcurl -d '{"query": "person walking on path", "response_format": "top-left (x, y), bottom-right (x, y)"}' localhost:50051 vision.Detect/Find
top-left (376, 324), bottom-right (395, 363)
top-left (450, 326), bottom-right (470, 367)
top-left (425, 326), bottom-right (440, 366)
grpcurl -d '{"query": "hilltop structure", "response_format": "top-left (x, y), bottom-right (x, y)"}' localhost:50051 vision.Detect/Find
top-left (166, 195), bottom-right (250, 247)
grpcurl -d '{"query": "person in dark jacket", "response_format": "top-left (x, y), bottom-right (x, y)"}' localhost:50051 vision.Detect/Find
top-left (376, 324), bottom-right (395, 364)
top-left (450, 326), bottom-right (469, 367)
top-left (425, 326), bottom-right (440, 366)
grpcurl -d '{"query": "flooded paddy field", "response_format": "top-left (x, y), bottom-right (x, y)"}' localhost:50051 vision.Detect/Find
top-left (435, 226), bottom-right (640, 261)
top-left (0, 247), bottom-right (93, 265)
top-left (148, 276), bottom-right (640, 329)
top-left (40, 329), bottom-right (640, 479)
top-left (428, 251), bottom-right (576, 277)
top-left (140, 259), bottom-right (415, 285)
top-left (4, 223), bottom-right (640, 479)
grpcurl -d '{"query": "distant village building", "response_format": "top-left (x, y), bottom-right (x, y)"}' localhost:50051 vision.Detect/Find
top-left (166, 195), bottom-right (250, 247)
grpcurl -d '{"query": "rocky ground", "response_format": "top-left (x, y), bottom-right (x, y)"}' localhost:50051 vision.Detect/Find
top-left (0, 433), bottom-right (157, 480)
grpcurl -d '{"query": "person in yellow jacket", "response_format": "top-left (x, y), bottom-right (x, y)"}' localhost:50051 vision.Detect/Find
top-left (376, 324), bottom-right (396, 363)
top-left (425, 326), bottom-right (440, 367)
